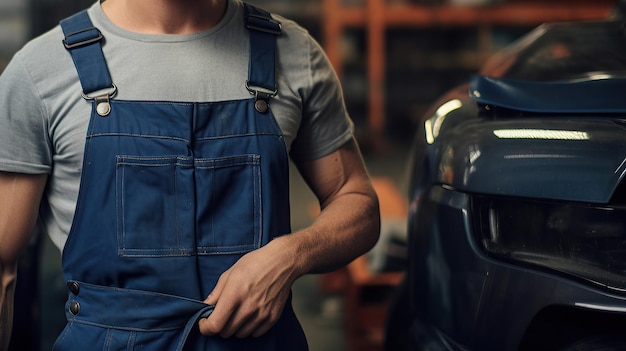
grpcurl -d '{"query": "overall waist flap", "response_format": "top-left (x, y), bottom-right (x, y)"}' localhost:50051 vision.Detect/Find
top-left (65, 281), bottom-right (214, 332)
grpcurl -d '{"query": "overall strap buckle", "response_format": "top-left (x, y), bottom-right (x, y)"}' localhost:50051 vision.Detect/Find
top-left (82, 85), bottom-right (117, 117)
top-left (62, 27), bottom-right (103, 49)
top-left (245, 81), bottom-right (277, 114)
top-left (245, 13), bottom-right (282, 35)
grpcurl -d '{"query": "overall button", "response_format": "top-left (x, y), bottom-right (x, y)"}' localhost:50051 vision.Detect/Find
top-left (67, 281), bottom-right (80, 295)
top-left (254, 99), bottom-right (268, 113)
top-left (96, 101), bottom-right (111, 116)
top-left (69, 301), bottom-right (80, 316)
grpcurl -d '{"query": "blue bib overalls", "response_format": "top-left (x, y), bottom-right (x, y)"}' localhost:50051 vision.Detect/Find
top-left (56, 4), bottom-right (308, 350)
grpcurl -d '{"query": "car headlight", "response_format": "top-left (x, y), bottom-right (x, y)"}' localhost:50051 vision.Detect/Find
top-left (472, 195), bottom-right (626, 292)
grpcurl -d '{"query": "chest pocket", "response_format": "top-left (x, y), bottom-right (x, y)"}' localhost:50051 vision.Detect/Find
top-left (115, 154), bottom-right (262, 257)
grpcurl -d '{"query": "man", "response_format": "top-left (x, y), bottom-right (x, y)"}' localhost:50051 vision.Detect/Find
top-left (0, 0), bottom-right (380, 349)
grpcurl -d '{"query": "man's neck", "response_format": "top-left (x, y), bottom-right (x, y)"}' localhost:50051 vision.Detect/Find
top-left (100, 0), bottom-right (227, 34)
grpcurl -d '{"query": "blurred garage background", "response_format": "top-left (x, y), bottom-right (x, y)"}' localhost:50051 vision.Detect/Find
top-left (0, 0), bottom-right (618, 350)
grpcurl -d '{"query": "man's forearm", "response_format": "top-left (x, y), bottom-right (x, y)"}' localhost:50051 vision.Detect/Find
top-left (288, 139), bottom-right (381, 277)
top-left (198, 187), bottom-right (379, 338)
top-left (0, 264), bottom-right (17, 351)
top-left (282, 188), bottom-right (380, 277)
top-left (0, 172), bottom-right (48, 351)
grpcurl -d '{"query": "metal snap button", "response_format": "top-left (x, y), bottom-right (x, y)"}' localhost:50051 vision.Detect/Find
top-left (254, 99), bottom-right (268, 113)
top-left (69, 301), bottom-right (80, 316)
top-left (67, 281), bottom-right (80, 295)
top-left (96, 101), bottom-right (111, 116)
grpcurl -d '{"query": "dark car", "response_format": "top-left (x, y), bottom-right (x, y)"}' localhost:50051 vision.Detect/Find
top-left (386, 6), bottom-right (626, 351)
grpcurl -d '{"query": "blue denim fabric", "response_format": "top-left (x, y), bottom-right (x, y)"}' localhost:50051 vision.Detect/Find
top-left (57, 5), bottom-right (307, 350)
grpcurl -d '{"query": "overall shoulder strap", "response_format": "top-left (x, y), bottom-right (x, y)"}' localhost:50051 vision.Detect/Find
top-left (60, 10), bottom-right (115, 98)
top-left (243, 3), bottom-right (281, 113)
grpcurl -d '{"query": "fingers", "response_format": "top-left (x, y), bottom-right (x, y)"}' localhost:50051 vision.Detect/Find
top-left (198, 282), bottom-right (280, 338)
top-left (204, 270), bottom-right (228, 306)
top-left (251, 318), bottom-right (275, 338)
top-left (224, 308), bottom-right (263, 339)
top-left (198, 302), bottom-right (234, 337)
top-left (227, 303), bottom-right (283, 338)
top-left (199, 269), bottom-right (252, 338)
top-left (199, 271), bottom-right (231, 336)
top-left (198, 300), bottom-right (266, 338)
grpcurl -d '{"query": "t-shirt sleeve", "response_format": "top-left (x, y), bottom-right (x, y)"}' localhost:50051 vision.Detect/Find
top-left (0, 52), bottom-right (52, 174)
top-left (288, 37), bottom-right (354, 162)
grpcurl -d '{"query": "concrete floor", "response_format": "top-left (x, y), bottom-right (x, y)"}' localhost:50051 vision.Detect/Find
top-left (27, 140), bottom-right (411, 351)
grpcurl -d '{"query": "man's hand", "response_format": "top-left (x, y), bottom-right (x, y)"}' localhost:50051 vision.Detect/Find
top-left (198, 237), bottom-right (297, 338)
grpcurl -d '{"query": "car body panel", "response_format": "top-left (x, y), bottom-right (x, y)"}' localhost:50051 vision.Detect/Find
top-left (423, 96), bottom-right (626, 203)
top-left (394, 13), bottom-right (626, 351)
top-left (408, 185), bottom-right (626, 351)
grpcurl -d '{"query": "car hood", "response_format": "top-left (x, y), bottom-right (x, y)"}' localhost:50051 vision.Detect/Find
top-left (420, 18), bottom-right (626, 204)
top-left (426, 101), bottom-right (626, 204)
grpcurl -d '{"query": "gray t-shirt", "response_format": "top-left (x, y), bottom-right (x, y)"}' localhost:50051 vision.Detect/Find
top-left (0, 0), bottom-right (353, 251)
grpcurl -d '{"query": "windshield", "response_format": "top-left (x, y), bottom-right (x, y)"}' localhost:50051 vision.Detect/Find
top-left (480, 19), bottom-right (626, 82)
